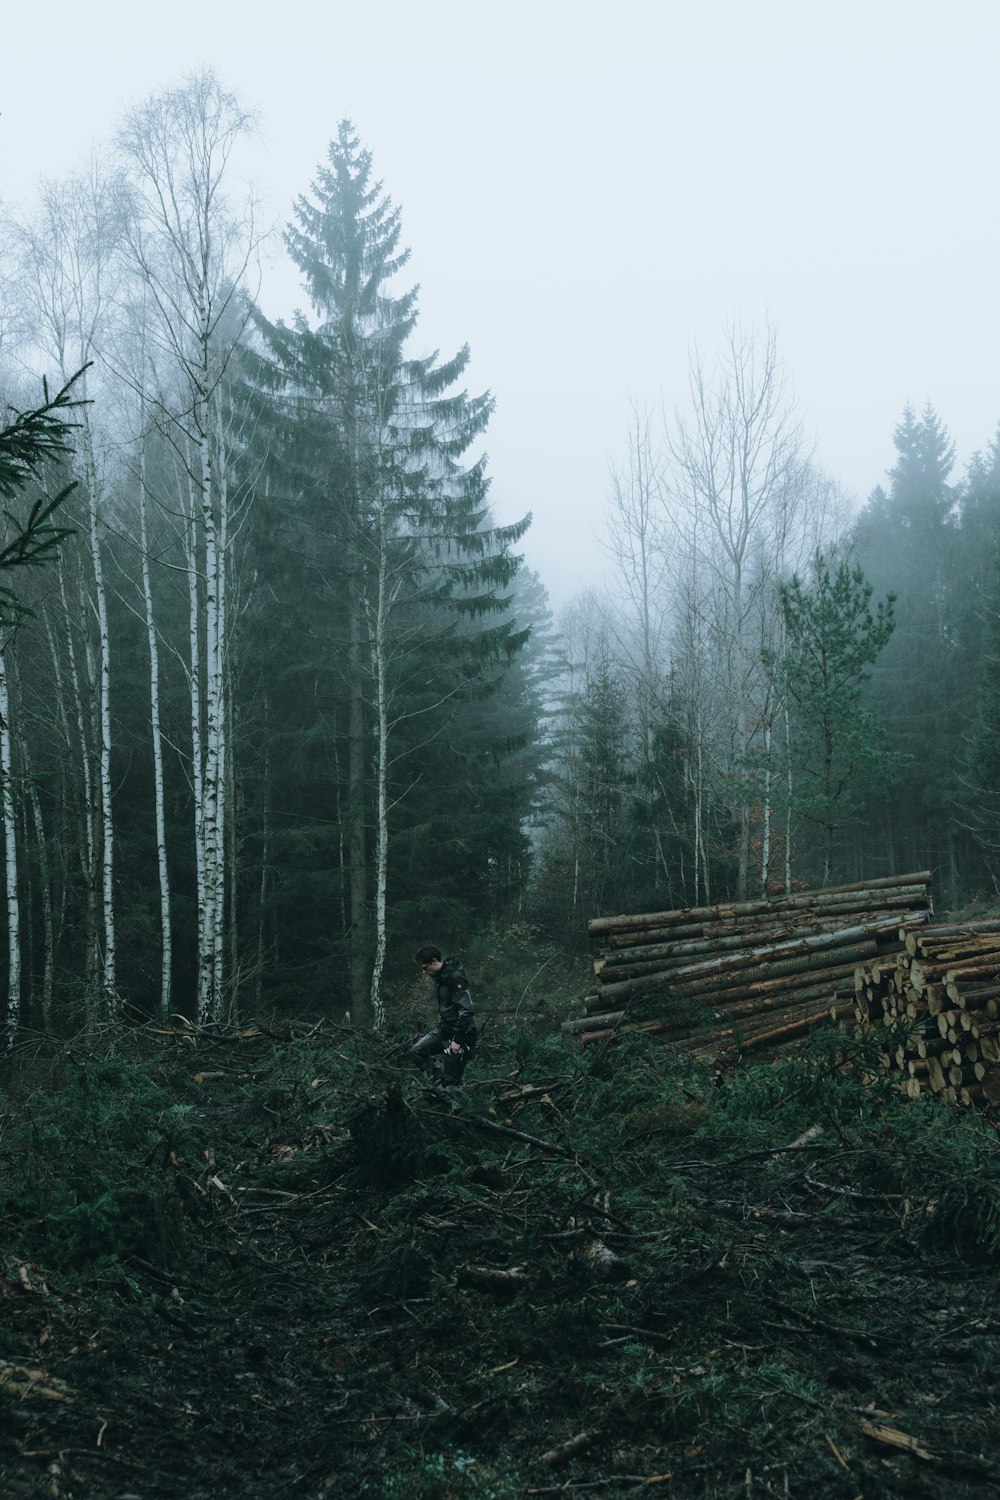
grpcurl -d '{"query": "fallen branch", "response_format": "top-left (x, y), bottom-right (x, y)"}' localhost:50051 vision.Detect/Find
top-left (456, 1263), bottom-right (530, 1293)
top-left (856, 1415), bottom-right (936, 1462)
top-left (539, 1430), bottom-right (595, 1467)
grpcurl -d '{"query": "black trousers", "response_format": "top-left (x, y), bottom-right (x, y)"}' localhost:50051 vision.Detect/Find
top-left (409, 1027), bottom-right (473, 1084)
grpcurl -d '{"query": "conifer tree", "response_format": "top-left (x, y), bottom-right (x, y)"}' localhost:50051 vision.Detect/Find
top-left (0, 373), bottom-right (81, 1045)
top-left (254, 122), bottom-right (530, 1023)
top-left (957, 553), bottom-right (1000, 891)
top-left (769, 552), bottom-right (900, 884)
top-left (854, 404), bottom-right (964, 888)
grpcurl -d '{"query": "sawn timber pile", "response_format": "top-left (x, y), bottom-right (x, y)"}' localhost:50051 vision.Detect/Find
top-left (571, 871), bottom-right (933, 1058)
top-left (855, 919), bottom-right (1000, 1108)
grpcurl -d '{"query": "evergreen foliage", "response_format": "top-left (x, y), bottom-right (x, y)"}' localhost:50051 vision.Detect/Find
top-left (0, 371), bottom-right (83, 622)
top-left (958, 553), bottom-right (1000, 890)
top-left (853, 403), bottom-right (968, 891)
top-left (243, 121), bottom-right (536, 1020)
top-left (769, 551), bottom-right (901, 882)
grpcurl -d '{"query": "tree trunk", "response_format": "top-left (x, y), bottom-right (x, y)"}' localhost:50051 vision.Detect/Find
top-left (0, 650), bottom-right (21, 1046)
top-left (347, 563), bottom-right (371, 1026)
top-left (59, 559), bottom-right (99, 1014)
top-left (367, 512), bottom-right (392, 1031)
top-left (80, 401), bottom-right (116, 1011)
top-left (137, 429), bottom-right (172, 1017)
top-left (183, 463), bottom-right (208, 1022)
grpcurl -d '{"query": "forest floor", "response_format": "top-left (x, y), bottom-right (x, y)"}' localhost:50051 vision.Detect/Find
top-left (2, 986), bottom-right (1000, 1500)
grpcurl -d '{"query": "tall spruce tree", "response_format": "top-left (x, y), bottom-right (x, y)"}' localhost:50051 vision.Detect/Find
top-left (254, 122), bottom-right (530, 1024)
top-left (853, 403), bottom-right (964, 889)
top-left (957, 550), bottom-right (1000, 891)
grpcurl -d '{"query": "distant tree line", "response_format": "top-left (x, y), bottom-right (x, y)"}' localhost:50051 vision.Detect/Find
top-left (535, 341), bottom-right (1000, 935)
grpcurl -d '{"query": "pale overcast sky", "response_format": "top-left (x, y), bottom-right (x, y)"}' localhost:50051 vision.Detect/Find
top-left (3, 0), bottom-right (999, 605)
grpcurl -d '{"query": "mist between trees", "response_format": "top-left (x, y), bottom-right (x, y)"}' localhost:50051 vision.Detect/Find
top-left (0, 67), bottom-right (997, 1045)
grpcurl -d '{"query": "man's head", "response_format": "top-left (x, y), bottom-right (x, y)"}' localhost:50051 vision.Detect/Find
top-left (414, 944), bottom-right (443, 975)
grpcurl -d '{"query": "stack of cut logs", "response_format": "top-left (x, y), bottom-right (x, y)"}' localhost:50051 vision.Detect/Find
top-left (855, 920), bottom-right (1000, 1108)
top-left (569, 872), bottom-right (933, 1060)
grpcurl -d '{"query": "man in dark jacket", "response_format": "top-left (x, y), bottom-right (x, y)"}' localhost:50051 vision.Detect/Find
top-left (410, 944), bottom-right (477, 1085)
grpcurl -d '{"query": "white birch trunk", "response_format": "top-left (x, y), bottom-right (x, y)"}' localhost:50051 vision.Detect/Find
top-left (81, 406), bottom-right (116, 1008)
top-left (181, 461), bottom-right (209, 1024)
top-left (117, 70), bottom-right (256, 1029)
top-left (696, 723), bottom-right (710, 906)
top-left (366, 520), bottom-right (395, 1031)
top-left (784, 697), bottom-right (793, 896)
top-left (214, 420), bottom-right (230, 1019)
top-left (60, 560), bottom-right (100, 1009)
top-left (761, 723), bottom-right (772, 897)
top-left (137, 430), bottom-right (172, 1016)
top-left (0, 651), bottom-right (21, 1047)
top-left (62, 564), bottom-right (96, 879)
top-left (226, 688), bottom-right (237, 1024)
top-left (347, 572), bottom-right (369, 1025)
top-left (198, 418), bottom-right (224, 1024)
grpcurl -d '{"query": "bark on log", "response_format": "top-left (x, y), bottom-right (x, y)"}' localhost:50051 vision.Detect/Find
top-left (600, 911), bottom-right (916, 969)
top-left (577, 877), bottom-right (1000, 1103)
top-left (714, 1003), bottom-right (845, 1054)
top-left (913, 956), bottom-right (1000, 988)
top-left (904, 921), bottom-right (1000, 956)
top-left (595, 936), bottom-right (880, 1004)
top-left (587, 873), bottom-right (931, 935)
top-left (562, 1010), bottom-right (626, 1033)
top-left (590, 954), bottom-right (871, 1014)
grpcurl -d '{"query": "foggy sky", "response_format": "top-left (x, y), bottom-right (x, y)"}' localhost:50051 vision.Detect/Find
top-left (3, 0), bottom-right (999, 606)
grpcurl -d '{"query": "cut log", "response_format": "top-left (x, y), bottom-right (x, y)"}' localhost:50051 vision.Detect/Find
top-left (908, 916), bottom-right (1000, 944)
top-left (597, 938), bottom-right (881, 1006)
top-left (587, 872), bottom-right (931, 935)
top-left (722, 1004), bottom-right (845, 1053)
top-left (562, 1010), bottom-right (626, 1033)
top-left (925, 1056), bottom-right (947, 1092)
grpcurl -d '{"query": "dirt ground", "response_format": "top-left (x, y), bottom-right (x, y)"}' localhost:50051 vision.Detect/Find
top-left (2, 1024), bottom-right (999, 1499)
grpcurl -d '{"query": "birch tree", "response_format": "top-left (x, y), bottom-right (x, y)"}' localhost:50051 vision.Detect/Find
top-left (117, 69), bottom-right (258, 1024)
top-left (18, 161), bottom-right (125, 1013)
top-left (0, 646), bottom-right (19, 1044)
top-left (667, 323), bottom-right (810, 898)
top-left (602, 402), bottom-right (670, 762)
top-left (112, 380), bottom-right (173, 1018)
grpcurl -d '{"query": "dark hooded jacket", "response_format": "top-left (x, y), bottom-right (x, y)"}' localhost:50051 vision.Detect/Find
top-left (433, 957), bottom-right (476, 1044)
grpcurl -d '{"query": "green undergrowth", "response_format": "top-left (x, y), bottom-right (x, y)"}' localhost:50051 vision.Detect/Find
top-left (2, 1009), bottom-right (1000, 1498)
top-left (0, 1041), bottom-right (210, 1273)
